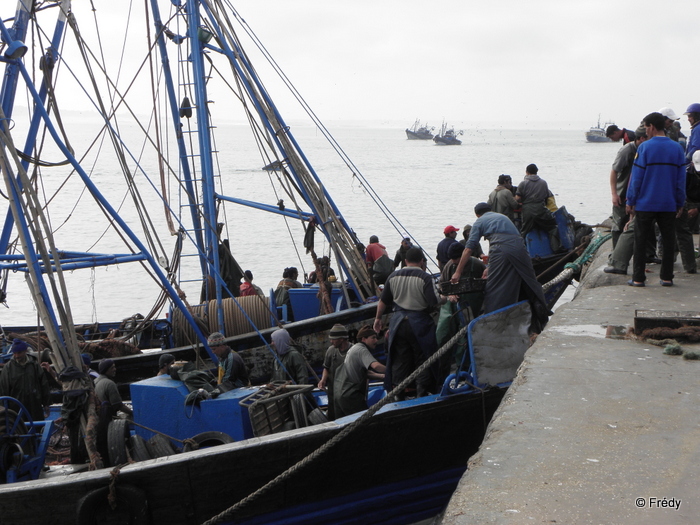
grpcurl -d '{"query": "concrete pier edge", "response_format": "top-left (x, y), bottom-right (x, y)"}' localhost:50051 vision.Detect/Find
top-left (439, 230), bottom-right (700, 525)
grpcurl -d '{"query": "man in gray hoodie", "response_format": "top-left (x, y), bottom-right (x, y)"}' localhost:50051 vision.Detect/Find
top-left (516, 163), bottom-right (562, 252)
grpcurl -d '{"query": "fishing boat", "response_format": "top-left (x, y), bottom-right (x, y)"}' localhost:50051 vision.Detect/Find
top-left (405, 119), bottom-right (435, 140)
top-left (433, 122), bottom-right (463, 146)
top-left (585, 115), bottom-right (614, 143)
top-left (0, 1), bottom-right (596, 522)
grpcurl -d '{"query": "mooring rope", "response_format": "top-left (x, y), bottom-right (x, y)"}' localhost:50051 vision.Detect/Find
top-left (542, 232), bottom-right (610, 292)
top-left (200, 323), bottom-right (471, 525)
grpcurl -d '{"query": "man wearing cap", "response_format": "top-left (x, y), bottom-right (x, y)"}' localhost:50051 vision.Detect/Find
top-left (659, 107), bottom-right (685, 144)
top-left (333, 325), bottom-right (386, 418)
top-left (606, 124), bottom-right (636, 144)
top-left (0, 339), bottom-right (50, 421)
top-left (451, 203), bottom-right (550, 334)
top-left (208, 332), bottom-right (249, 388)
top-left (436, 225), bottom-right (460, 270)
top-left (487, 174), bottom-right (519, 226)
top-left (626, 112), bottom-right (687, 287)
top-left (393, 237), bottom-right (412, 269)
top-left (373, 247), bottom-right (445, 398)
top-left (156, 353), bottom-right (176, 376)
top-left (516, 164), bottom-right (562, 253)
top-left (94, 358), bottom-right (133, 464)
top-left (318, 324), bottom-right (351, 420)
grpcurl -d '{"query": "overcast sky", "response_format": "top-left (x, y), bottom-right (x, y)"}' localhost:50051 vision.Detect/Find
top-left (228, 0), bottom-right (700, 130)
top-left (59, 0), bottom-right (700, 130)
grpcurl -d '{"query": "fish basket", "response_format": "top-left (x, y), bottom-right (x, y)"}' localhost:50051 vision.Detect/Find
top-left (239, 382), bottom-right (314, 437)
top-left (439, 277), bottom-right (487, 296)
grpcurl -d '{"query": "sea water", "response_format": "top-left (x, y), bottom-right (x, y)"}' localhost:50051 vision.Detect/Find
top-left (1, 123), bottom-right (621, 326)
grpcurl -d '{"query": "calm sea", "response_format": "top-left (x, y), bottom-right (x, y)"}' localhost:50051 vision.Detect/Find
top-left (2, 124), bottom-right (620, 326)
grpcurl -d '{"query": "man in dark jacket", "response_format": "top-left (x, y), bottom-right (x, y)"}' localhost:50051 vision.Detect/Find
top-left (0, 339), bottom-right (50, 421)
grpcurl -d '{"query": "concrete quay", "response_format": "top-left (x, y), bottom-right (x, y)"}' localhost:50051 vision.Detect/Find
top-left (440, 236), bottom-right (700, 525)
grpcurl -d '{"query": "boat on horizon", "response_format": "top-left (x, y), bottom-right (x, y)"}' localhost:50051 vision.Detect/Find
top-left (405, 119), bottom-right (435, 140)
top-left (585, 115), bottom-right (614, 143)
top-left (433, 122), bottom-right (463, 146)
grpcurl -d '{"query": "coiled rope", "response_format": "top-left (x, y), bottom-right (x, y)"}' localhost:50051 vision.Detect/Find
top-left (200, 323), bottom-right (471, 525)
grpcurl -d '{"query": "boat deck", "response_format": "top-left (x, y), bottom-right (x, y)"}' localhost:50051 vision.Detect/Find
top-left (441, 231), bottom-right (700, 524)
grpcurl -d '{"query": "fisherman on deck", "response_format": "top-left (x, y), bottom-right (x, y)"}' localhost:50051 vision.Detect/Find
top-left (95, 359), bottom-right (133, 465)
top-left (487, 174), bottom-right (519, 226)
top-left (156, 353), bottom-right (175, 376)
top-left (274, 267), bottom-right (302, 321)
top-left (436, 226), bottom-right (460, 270)
top-left (239, 270), bottom-right (264, 297)
top-left (318, 323), bottom-right (351, 420)
top-left (333, 325), bottom-right (386, 418)
top-left (270, 328), bottom-right (309, 385)
top-left (373, 247), bottom-right (445, 399)
top-left (451, 203), bottom-right (550, 334)
top-left (208, 332), bottom-right (249, 388)
top-left (516, 163), bottom-right (562, 253)
top-left (0, 339), bottom-right (50, 421)
top-left (393, 237), bottom-right (413, 269)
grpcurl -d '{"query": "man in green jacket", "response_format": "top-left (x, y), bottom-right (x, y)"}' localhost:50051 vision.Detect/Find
top-left (0, 339), bottom-right (50, 421)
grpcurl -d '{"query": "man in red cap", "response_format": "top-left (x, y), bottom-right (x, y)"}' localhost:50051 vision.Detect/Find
top-left (436, 225), bottom-right (460, 270)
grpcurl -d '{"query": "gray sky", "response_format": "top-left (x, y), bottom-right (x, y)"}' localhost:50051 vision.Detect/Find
top-left (229, 0), bottom-right (700, 130)
top-left (53, 0), bottom-right (700, 130)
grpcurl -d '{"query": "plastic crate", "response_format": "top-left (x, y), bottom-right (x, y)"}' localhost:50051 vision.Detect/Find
top-left (239, 382), bottom-right (314, 437)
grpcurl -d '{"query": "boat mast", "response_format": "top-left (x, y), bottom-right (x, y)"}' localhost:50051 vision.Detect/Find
top-left (0, 3), bottom-right (221, 364)
top-left (198, 0), bottom-right (374, 302)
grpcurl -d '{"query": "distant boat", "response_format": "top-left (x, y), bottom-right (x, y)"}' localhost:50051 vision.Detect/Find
top-left (405, 119), bottom-right (434, 140)
top-left (585, 116), bottom-right (614, 143)
top-left (433, 122), bottom-right (463, 146)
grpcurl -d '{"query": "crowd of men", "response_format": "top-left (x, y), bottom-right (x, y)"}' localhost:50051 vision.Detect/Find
top-left (604, 105), bottom-right (700, 286)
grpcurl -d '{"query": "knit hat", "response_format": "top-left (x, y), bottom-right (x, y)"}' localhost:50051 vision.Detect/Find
top-left (357, 326), bottom-right (377, 341)
top-left (10, 339), bottom-right (28, 353)
top-left (448, 242), bottom-right (465, 260)
top-left (329, 324), bottom-right (349, 339)
top-left (207, 332), bottom-right (225, 347)
top-left (159, 353), bottom-right (175, 368)
top-left (98, 358), bottom-right (115, 375)
top-left (474, 202), bottom-right (492, 215)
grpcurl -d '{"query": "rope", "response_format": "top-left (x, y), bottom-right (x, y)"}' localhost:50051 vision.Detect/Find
top-left (200, 323), bottom-right (471, 525)
top-left (542, 232), bottom-right (610, 292)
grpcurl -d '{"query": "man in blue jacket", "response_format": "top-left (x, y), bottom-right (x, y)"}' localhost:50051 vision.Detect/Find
top-left (626, 112), bottom-right (686, 287)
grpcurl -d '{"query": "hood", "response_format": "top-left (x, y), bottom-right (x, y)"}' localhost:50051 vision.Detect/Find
top-left (524, 174), bottom-right (540, 181)
top-left (271, 328), bottom-right (292, 355)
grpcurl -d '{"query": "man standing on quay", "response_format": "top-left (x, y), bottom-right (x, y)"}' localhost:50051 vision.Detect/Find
top-left (626, 112), bottom-right (686, 287)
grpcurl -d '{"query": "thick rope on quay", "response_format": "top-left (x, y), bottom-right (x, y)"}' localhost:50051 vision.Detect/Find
top-left (200, 324), bottom-right (471, 525)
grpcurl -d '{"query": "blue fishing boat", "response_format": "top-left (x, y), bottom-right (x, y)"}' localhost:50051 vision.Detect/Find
top-left (433, 122), bottom-right (463, 146)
